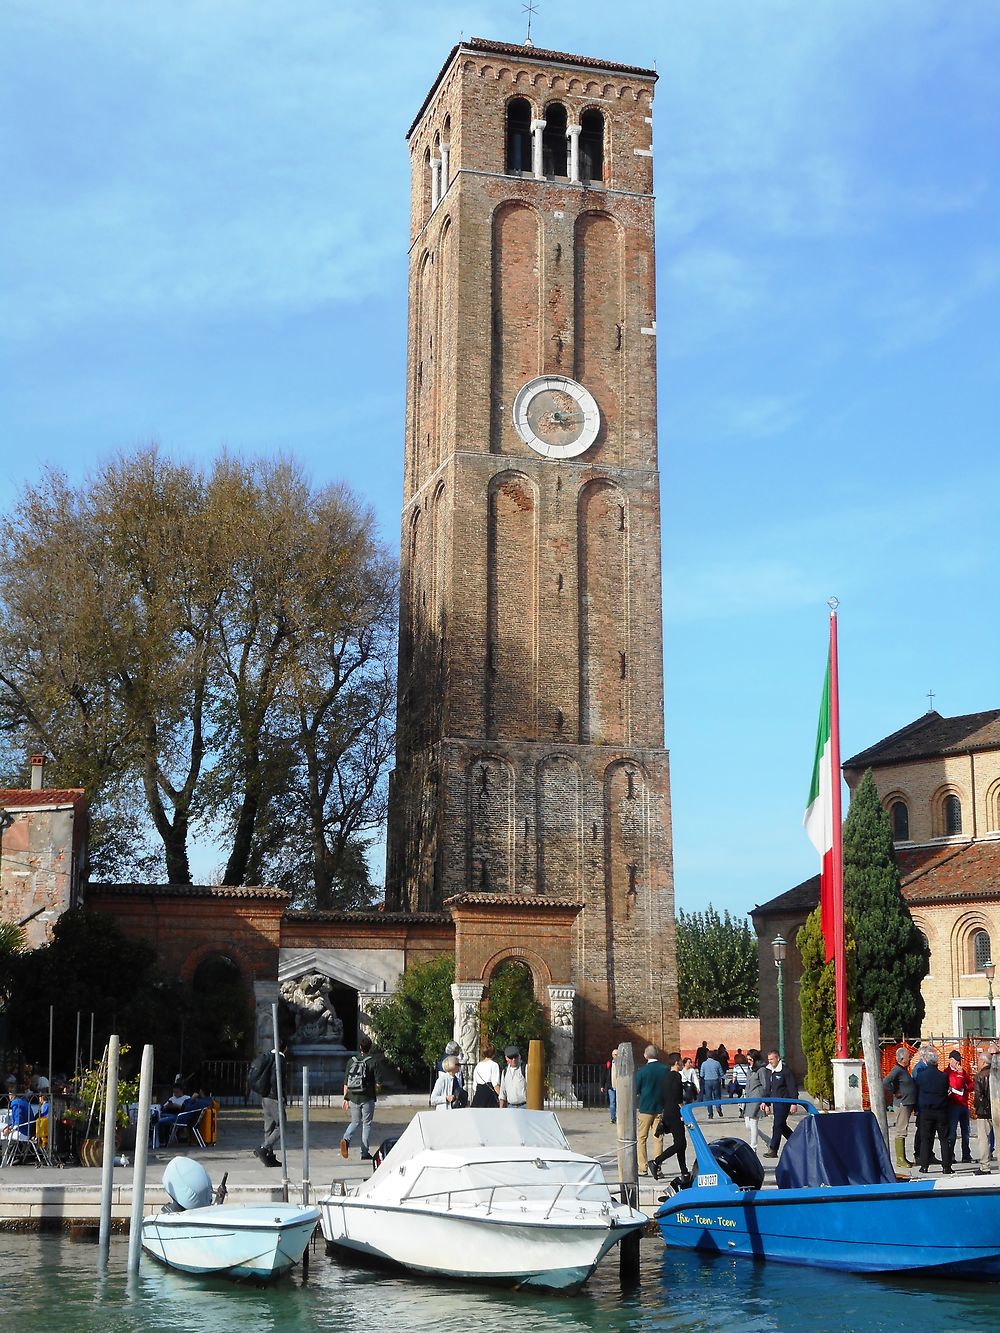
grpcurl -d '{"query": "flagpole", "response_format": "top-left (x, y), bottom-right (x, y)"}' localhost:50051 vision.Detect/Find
top-left (828, 598), bottom-right (848, 1058)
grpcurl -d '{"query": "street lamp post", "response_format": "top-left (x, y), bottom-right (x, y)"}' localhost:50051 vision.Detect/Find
top-left (985, 960), bottom-right (996, 1040)
top-left (773, 935), bottom-right (787, 1062)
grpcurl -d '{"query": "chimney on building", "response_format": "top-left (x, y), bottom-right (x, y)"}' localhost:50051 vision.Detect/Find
top-left (30, 754), bottom-right (47, 790)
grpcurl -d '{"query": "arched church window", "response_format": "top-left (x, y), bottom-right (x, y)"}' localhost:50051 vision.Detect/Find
top-left (945, 794), bottom-right (963, 836)
top-left (972, 929), bottom-right (992, 973)
top-left (506, 98), bottom-right (532, 173)
top-left (890, 800), bottom-right (909, 842)
top-left (542, 103), bottom-right (568, 176)
top-left (580, 109), bottom-right (604, 182)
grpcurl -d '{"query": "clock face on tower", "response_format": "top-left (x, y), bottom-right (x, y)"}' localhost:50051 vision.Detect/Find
top-left (511, 375), bottom-right (601, 459)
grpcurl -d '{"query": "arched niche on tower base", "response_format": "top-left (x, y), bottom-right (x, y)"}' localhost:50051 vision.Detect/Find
top-left (466, 754), bottom-right (515, 895)
top-left (536, 754), bottom-right (582, 897)
top-left (603, 758), bottom-right (650, 921)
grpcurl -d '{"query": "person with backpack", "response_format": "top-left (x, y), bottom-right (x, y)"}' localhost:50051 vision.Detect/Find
top-left (341, 1035), bottom-right (378, 1159)
top-left (248, 1040), bottom-right (286, 1168)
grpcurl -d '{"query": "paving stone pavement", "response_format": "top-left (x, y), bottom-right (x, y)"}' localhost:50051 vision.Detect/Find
top-left (0, 1100), bottom-right (987, 1224)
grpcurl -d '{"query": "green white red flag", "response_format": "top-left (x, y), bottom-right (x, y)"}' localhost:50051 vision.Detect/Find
top-left (804, 660), bottom-right (836, 963)
top-left (804, 606), bottom-right (848, 1060)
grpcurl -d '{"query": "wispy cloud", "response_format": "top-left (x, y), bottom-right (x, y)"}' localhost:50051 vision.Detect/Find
top-left (868, 251), bottom-right (1000, 356)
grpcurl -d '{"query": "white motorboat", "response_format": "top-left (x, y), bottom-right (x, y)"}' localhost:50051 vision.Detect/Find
top-left (141, 1158), bottom-right (320, 1281)
top-left (319, 1109), bottom-right (646, 1292)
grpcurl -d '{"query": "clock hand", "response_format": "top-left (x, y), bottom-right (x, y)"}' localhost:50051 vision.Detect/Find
top-left (551, 411), bottom-right (585, 424)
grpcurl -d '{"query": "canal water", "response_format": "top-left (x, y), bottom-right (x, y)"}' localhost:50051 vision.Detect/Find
top-left (3, 1233), bottom-right (1000, 1331)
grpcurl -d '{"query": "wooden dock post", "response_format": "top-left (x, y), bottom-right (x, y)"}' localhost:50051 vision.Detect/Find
top-left (526, 1039), bottom-right (545, 1109)
top-left (127, 1043), bottom-right (154, 1275)
top-left (861, 1013), bottom-right (889, 1147)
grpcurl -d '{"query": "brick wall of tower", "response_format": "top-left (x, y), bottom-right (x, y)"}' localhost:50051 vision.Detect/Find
top-left (387, 42), bottom-right (676, 1061)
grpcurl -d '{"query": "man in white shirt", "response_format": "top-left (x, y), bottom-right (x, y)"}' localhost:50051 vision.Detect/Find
top-left (499, 1046), bottom-right (527, 1107)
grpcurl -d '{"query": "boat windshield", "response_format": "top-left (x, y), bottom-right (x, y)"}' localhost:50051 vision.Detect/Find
top-left (402, 1157), bottom-right (611, 1209)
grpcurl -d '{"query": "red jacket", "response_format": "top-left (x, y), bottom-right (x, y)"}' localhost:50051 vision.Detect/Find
top-left (947, 1065), bottom-right (972, 1106)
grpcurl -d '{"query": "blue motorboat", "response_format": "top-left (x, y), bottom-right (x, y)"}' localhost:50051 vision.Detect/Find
top-left (655, 1098), bottom-right (1000, 1277)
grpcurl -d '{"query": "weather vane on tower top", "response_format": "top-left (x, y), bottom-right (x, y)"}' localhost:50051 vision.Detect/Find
top-left (522, 1), bottom-right (538, 47)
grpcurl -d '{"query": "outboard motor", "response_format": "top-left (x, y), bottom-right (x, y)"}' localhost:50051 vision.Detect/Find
top-left (709, 1137), bottom-right (765, 1189)
top-left (162, 1156), bottom-right (214, 1213)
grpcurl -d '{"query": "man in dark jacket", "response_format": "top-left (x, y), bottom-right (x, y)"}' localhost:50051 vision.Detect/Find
top-left (913, 1050), bottom-right (953, 1173)
top-left (250, 1041), bottom-right (286, 1168)
top-left (761, 1050), bottom-right (798, 1157)
top-left (649, 1053), bottom-right (687, 1180)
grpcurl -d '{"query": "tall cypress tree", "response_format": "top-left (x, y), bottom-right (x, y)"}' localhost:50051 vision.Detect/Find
top-left (843, 769), bottom-right (929, 1038)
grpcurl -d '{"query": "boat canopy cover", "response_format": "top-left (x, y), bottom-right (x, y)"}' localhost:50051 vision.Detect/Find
top-left (356, 1110), bottom-right (583, 1201)
top-left (384, 1109), bottom-right (568, 1160)
top-left (774, 1110), bottom-right (897, 1190)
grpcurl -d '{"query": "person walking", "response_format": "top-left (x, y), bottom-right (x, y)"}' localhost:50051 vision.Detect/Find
top-left (883, 1048), bottom-right (917, 1168)
top-left (743, 1050), bottom-right (767, 1153)
top-left (761, 1050), bottom-right (797, 1157)
top-left (913, 1049), bottom-right (953, 1174)
top-left (973, 1052), bottom-right (993, 1175)
top-left (649, 1053), bottom-right (687, 1181)
top-left (946, 1049), bottom-right (974, 1164)
top-left (699, 1051), bottom-right (725, 1119)
top-left (249, 1040), bottom-right (286, 1168)
top-left (635, 1045), bottom-right (665, 1175)
top-left (340, 1035), bottom-right (378, 1159)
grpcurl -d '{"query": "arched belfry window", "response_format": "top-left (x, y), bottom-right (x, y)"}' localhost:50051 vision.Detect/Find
top-left (506, 98), bottom-right (532, 173)
top-left (945, 794), bottom-right (963, 836)
top-left (542, 103), bottom-right (568, 176)
top-left (580, 108), bottom-right (604, 182)
top-left (972, 929), bottom-right (992, 973)
top-left (890, 800), bottom-right (909, 842)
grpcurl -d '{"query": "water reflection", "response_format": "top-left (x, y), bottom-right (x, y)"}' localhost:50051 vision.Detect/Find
top-left (2, 1233), bottom-right (1000, 1332)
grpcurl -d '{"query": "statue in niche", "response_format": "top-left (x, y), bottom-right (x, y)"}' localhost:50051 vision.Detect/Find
top-left (280, 971), bottom-right (345, 1045)
top-left (458, 1001), bottom-right (480, 1059)
top-left (550, 997), bottom-right (574, 1075)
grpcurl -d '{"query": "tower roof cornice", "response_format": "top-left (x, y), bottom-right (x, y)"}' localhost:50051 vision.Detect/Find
top-left (407, 36), bottom-right (657, 139)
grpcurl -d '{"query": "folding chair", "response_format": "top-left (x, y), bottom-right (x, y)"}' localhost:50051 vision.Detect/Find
top-left (1, 1097), bottom-right (48, 1167)
top-left (165, 1106), bottom-right (206, 1148)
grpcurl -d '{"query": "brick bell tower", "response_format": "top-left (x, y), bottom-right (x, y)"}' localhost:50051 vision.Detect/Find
top-left (385, 37), bottom-right (677, 1059)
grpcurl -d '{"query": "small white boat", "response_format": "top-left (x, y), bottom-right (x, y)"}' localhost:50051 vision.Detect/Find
top-left (141, 1159), bottom-right (320, 1281)
top-left (319, 1109), bottom-right (646, 1292)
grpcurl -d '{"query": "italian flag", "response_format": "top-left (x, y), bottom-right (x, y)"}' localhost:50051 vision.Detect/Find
top-left (804, 660), bottom-right (836, 963)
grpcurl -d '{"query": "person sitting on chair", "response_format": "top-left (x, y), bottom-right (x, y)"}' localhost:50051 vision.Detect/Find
top-left (156, 1083), bottom-right (192, 1147)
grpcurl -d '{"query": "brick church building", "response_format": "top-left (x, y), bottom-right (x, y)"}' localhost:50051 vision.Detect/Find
top-left (1, 38), bottom-right (679, 1071)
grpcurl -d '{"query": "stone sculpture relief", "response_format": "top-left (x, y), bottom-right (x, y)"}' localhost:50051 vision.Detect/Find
top-left (280, 971), bottom-right (345, 1045)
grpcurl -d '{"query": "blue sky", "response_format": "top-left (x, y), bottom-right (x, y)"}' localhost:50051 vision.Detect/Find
top-left (3, 1), bottom-right (998, 917)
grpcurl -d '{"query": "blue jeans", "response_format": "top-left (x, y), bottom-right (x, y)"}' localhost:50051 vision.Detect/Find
top-left (607, 1088), bottom-right (617, 1123)
top-left (344, 1099), bottom-right (375, 1154)
top-left (948, 1103), bottom-right (972, 1160)
top-left (702, 1079), bottom-right (722, 1117)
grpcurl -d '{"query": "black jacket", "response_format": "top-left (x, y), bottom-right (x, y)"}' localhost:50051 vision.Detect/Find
top-left (659, 1069), bottom-right (684, 1123)
top-left (913, 1063), bottom-right (949, 1111)
top-left (763, 1063), bottom-right (797, 1100)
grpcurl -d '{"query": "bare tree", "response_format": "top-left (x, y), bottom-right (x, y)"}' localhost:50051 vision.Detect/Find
top-left (0, 449), bottom-right (397, 894)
